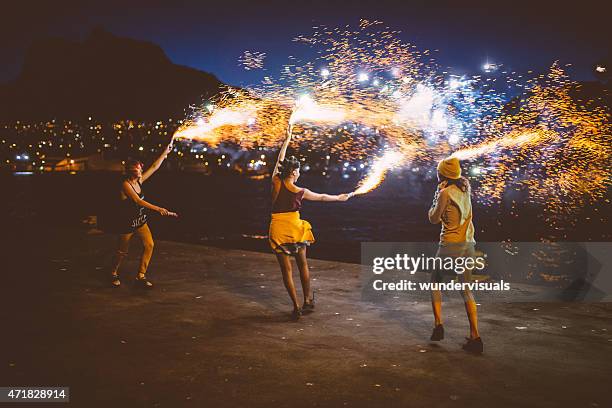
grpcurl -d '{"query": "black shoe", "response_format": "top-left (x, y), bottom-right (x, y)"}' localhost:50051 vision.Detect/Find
top-left (290, 308), bottom-right (302, 321)
top-left (430, 324), bottom-right (444, 341)
top-left (302, 290), bottom-right (315, 313)
top-left (462, 337), bottom-right (483, 354)
top-left (111, 274), bottom-right (121, 288)
top-left (134, 276), bottom-right (153, 289)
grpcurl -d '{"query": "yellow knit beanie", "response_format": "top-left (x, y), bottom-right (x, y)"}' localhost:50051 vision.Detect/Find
top-left (437, 157), bottom-right (462, 179)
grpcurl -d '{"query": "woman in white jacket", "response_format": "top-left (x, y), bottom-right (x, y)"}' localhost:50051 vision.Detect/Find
top-left (428, 157), bottom-right (482, 354)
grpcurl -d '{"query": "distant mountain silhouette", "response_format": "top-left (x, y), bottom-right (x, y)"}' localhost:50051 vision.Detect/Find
top-left (0, 28), bottom-right (227, 121)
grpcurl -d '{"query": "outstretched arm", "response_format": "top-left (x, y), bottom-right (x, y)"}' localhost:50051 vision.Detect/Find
top-left (142, 141), bottom-right (173, 182)
top-left (122, 181), bottom-right (178, 217)
top-left (272, 124), bottom-right (293, 177)
top-left (303, 189), bottom-right (351, 202)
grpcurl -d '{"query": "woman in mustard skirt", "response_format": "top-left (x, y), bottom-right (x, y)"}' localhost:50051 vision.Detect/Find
top-left (270, 131), bottom-right (352, 320)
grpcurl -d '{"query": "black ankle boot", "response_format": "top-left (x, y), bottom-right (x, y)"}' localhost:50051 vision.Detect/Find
top-left (462, 337), bottom-right (483, 354)
top-left (430, 324), bottom-right (444, 341)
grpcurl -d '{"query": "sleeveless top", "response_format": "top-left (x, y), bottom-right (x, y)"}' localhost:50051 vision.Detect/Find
top-left (121, 180), bottom-right (148, 230)
top-left (440, 185), bottom-right (475, 244)
top-left (272, 176), bottom-right (304, 213)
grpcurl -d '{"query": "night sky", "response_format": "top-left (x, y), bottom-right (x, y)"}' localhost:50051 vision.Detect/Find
top-left (2, 0), bottom-right (610, 86)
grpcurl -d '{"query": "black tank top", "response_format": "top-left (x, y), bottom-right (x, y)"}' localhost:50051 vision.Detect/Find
top-left (122, 180), bottom-right (147, 229)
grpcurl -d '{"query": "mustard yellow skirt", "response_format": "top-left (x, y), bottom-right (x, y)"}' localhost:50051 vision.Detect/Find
top-left (269, 211), bottom-right (315, 255)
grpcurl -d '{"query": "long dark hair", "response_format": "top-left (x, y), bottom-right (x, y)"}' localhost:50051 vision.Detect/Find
top-left (124, 158), bottom-right (143, 180)
top-left (278, 156), bottom-right (301, 179)
top-left (440, 175), bottom-right (470, 193)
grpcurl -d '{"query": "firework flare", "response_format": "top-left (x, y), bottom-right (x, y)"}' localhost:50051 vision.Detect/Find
top-left (173, 20), bottom-right (610, 228)
top-left (352, 150), bottom-right (405, 195)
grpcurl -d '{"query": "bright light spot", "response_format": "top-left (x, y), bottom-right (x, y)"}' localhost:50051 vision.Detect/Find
top-left (296, 94), bottom-right (313, 105)
top-left (431, 109), bottom-right (448, 132)
top-left (138, 146), bottom-right (144, 151)
top-left (396, 84), bottom-right (435, 127)
top-left (449, 77), bottom-right (463, 89)
top-left (372, 79), bottom-right (380, 86)
top-left (321, 68), bottom-right (330, 78)
top-left (343, 162), bottom-right (349, 167)
top-left (205, 104), bottom-right (215, 112)
top-left (358, 72), bottom-right (369, 82)
top-left (290, 94), bottom-right (345, 125)
top-left (483, 62), bottom-right (497, 72)
top-left (391, 67), bottom-right (400, 77)
top-left (595, 65), bottom-right (606, 73)
top-left (247, 117), bottom-right (256, 125)
top-left (471, 166), bottom-right (482, 175)
top-left (448, 133), bottom-right (461, 145)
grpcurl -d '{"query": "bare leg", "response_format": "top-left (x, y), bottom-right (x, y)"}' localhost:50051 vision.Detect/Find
top-left (461, 289), bottom-right (480, 339)
top-left (295, 247), bottom-right (312, 304)
top-left (430, 272), bottom-right (443, 326)
top-left (135, 224), bottom-right (154, 279)
top-left (275, 252), bottom-right (299, 311)
top-left (110, 232), bottom-right (133, 285)
top-left (431, 290), bottom-right (443, 326)
top-left (460, 271), bottom-right (480, 339)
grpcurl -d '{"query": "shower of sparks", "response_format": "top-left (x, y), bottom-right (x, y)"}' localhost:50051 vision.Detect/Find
top-left (352, 150), bottom-right (405, 195)
top-left (239, 50), bottom-right (267, 70)
top-left (174, 20), bottom-right (610, 226)
top-left (447, 64), bottom-right (611, 232)
top-left (173, 100), bottom-right (259, 144)
top-left (289, 94), bottom-right (346, 125)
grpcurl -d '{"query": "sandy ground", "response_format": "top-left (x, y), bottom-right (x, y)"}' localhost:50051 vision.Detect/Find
top-left (1, 228), bottom-right (611, 408)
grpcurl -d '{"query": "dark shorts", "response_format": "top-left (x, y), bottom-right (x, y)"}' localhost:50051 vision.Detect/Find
top-left (431, 243), bottom-right (476, 283)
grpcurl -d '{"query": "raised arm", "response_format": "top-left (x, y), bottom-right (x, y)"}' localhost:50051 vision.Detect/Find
top-left (142, 141), bottom-right (173, 182)
top-left (122, 181), bottom-right (177, 217)
top-left (428, 187), bottom-right (449, 224)
top-left (272, 124), bottom-right (293, 177)
top-left (303, 189), bottom-right (351, 202)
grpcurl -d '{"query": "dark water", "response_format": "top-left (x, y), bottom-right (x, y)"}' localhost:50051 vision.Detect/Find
top-left (2, 171), bottom-right (609, 263)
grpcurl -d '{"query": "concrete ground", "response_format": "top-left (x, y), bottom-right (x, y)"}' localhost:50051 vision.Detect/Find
top-left (1, 228), bottom-right (611, 408)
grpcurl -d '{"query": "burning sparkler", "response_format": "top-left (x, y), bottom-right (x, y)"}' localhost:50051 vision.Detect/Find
top-left (352, 150), bottom-right (404, 195)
